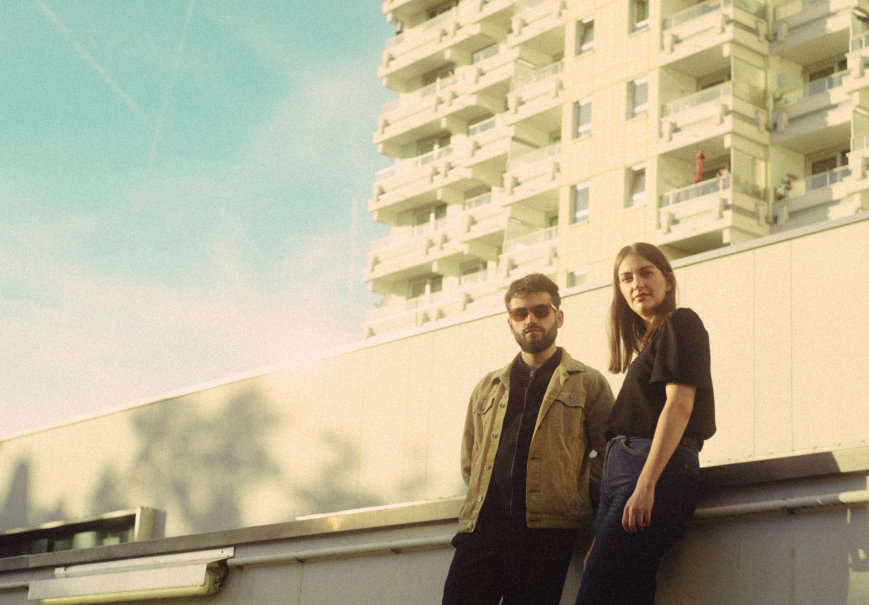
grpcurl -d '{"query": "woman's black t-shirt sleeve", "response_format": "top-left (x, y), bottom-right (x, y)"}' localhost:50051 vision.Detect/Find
top-left (604, 308), bottom-right (716, 448)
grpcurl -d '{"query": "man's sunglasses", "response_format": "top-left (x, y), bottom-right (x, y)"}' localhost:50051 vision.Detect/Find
top-left (507, 303), bottom-right (558, 322)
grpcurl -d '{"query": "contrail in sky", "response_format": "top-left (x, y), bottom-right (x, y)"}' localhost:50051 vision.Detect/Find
top-left (35, 0), bottom-right (155, 130)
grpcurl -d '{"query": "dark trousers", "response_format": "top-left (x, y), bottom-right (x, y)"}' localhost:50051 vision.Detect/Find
top-left (442, 519), bottom-right (578, 605)
top-left (575, 436), bottom-right (699, 605)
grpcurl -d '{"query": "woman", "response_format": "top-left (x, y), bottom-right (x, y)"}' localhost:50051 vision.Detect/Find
top-left (575, 243), bottom-right (715, 605)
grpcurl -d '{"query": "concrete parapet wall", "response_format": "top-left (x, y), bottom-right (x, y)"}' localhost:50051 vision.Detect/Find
top-left (1, 214), bottom-right (868, 539)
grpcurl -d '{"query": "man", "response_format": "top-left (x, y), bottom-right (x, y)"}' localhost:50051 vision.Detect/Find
top-left (442, 273), bottom-right (614, 605)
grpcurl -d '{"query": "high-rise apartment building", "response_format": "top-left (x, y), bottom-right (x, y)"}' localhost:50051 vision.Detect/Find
top-left (363, 0), bottom-right (869, 338)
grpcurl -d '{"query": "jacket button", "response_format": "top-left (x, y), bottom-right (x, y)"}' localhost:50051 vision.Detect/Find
top-left (478, 407), bottom-right (483, 412)
top-left (499, 403), bottom-right (505, 408)
top-left (491, 433), bottom-right (498, 439)
top-left (468, 522), bottom-right (474, 529)
top-left (477, 496), bottom-right (483, 502)
top-left (484, 465), bottom-right (491, 470)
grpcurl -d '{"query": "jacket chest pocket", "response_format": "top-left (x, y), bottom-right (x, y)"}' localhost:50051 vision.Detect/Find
top-left (473, 394), bottom-right (498, 419)
top-left (546, 391), bottom-right (585, 437)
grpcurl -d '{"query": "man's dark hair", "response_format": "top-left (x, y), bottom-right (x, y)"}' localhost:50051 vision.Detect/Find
top-left (503, 273), bottom-right (561, 310)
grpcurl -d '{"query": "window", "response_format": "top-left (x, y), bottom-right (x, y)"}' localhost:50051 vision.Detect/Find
top-left (0, 509), bottom-right (157, 558)
top-left (410, 275), bottom-right (443, 299)
top-left (548, 214), bottom-right (559, 228)
top-left (629, 77), bottom-right (648, 119)
top-left (573, 98), bottom-right (592, 139)
top-left (627, 165), bottom-right (647, 208)
top-left (570, 183), bottom-right (590, 224)
top-left (576, 19), bottom-right (594, 55)
top-left (631, 0), bottom-right (649, 32)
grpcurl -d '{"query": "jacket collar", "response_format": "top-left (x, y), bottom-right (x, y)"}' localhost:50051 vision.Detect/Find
top-left (490, 347), bottom-right (586, 387)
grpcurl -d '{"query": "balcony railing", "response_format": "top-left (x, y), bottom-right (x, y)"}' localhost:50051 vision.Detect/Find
top-left (507, 142), bottom-right (561, 172)
top-left (660, 175), bottom-right (731, 207)
top-left (473, 44), bottom-right (501, 64)
top-left (459, 268), bottom-right (497, 287)
top-left (375, 145), bottom-right (453, 182)
top-left (515, 0), bottom-right (549, 15)
top-left (853, 134), bottom-right (869, 151)
top-left (381, 76), bottom-right (459, 114)
top-left (369, 216), bottom-right (456, 252)
top-left (503, 226), bottom-right (558, 254)
top-left (776, 71), bottom-right (846, 107)
top-left (781, 166), bottom-right (851, 199)
top-left (773, 0), bottom-right (828, 21)
top-left (662, 82), bottom-right (731, 117)
top-left (852, 32), bottom-right (869, 52)
top-left (664, 0), bottom-right (731, 30)
top-left (469, 117), bottom-right (497, 137)
top-left (463, 192), bottom-right (494, 211)
top-left (511, 61), bottom-right (563, 92)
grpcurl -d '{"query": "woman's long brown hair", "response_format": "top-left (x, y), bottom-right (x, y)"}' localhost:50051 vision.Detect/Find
top-left (608, 243), bottom-right (677, 373)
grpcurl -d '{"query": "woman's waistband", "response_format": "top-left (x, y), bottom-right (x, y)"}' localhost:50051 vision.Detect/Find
top-left (610, 434), bottom-right (700, 453)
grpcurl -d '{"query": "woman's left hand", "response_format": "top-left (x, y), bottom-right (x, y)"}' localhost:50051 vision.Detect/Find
top-left (622, 482), bottom-right (654, 533)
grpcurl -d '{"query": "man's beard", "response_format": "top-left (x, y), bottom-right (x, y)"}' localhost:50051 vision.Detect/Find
top-left (513, 323), bottom-right (557, 354)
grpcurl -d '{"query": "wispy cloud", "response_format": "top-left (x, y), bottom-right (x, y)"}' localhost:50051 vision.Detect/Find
top-left (35, 0), bottom-right (155, 130)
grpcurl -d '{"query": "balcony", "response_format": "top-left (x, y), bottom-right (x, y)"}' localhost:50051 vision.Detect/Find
top-left (363, 289), bottom-right (462, 334)
top-left (657, 174), bottom-right (768, 252)
top-left (500, 226), bottom-right (558, 277)
top-left (454, 192), bottom-right (508, 246)
top-left (371, 131), bottom-right (510, 220)
top-left (505, 61), bottom-right (564, 130)
top-left (771, 70), bottom-right (852, 152)
top-left (507, 0), bottom-right (567, 55)
top-left (845, 32), bottom-right (869, 93)
top-left (374, 71), bottom-right (504, 150)
top-left (659, 81), bottom-right (768, 156)
top-left (660, 0), bottom-right (768, 76)
top-left (379, 1), bottom-right (511, 88)
top-left (771, 0), bottom-right (853, 63)
top-left (771, 165), bottom-right (865, 231)
top-left (503, 142), bottom-right (561, 208)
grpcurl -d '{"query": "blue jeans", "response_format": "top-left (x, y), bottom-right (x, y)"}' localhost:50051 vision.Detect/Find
top-left (575, 436), bottom-right (699, 605)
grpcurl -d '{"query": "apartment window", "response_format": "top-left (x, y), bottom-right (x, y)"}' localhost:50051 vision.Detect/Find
top-left (410, 275), bottom-right (443, 299)
top-left (417, 133), bottom-right (451, 157)
top-left (548, 214), bottom-right (560, 228)
top-left (631, 0), bottom-right (649, 32)
top-left (629, 77), bottom-right (649, 119)
top-left (575, 19), bottom-right (594, 55)
top-left (627, 165), bottom-right (647, 208)
top-left (570, 183), bottom-right (590, 224)
top-left (573, 98), bottom-right (592, 139)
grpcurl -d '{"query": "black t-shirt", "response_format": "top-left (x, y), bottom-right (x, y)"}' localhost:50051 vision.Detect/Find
top-left (480, 349), bottom-right (562, 527)
top-left (604, 308), bottom-right (716, 449)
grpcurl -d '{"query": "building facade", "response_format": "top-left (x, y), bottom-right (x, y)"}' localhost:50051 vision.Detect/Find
top-left (363, 0), bottom-right (869, 337)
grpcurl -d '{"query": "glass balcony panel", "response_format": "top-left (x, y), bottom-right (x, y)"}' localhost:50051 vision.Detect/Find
top-left (463, 192), bottom-right (493, 211)
top-left (507, 142), bottom-right (561, 172)
top-left (515, 0), bottom-right (549, 15)
top-left (511, 61), bottom-right (563, 92)
top-left (663, 0), bottom-right (731, 31)
top-left (660, 175), bottom-right (731, 207)
top-left (852, 32), bottom-right (869, 52)
top-left (503, 226), bottom-right (558, 254)
top-left (469, 117), bottom-right (497, 137)
top-left (773, 0), bottom-right (826, 22)
top-left (459, 268), bottom-right (496, 287)
top-left (662, 82), bottom-right (731, 117)
top-left (473, 44), bottom-right (501, 63)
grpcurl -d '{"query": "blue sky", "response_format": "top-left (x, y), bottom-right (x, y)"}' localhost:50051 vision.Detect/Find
top-left (0, 1), bottom-right (394, 438)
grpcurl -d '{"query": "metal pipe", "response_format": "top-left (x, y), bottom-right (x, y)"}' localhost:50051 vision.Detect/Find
top-left (228, 535), bottom-right (455, 568)
top-left (695, 489), bottom-right (869, 520)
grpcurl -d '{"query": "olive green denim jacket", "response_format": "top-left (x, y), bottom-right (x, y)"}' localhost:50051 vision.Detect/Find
top-left (457, 348), bottom-right (614, 533)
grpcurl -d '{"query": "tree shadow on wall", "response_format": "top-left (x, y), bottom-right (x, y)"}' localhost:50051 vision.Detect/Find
top-left (293, 431), bottom-right (385, 517)
top-left (0, 459), bottom-right (69, 532)
top-left (114, 384), bottom-right (283, 535)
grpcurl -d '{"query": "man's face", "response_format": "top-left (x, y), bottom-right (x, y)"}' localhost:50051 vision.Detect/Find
top-left (507, 291), bottom-right (563, 355)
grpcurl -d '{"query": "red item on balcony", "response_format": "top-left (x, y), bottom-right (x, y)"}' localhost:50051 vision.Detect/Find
top-left (694, 150), bottom-right (705, 184)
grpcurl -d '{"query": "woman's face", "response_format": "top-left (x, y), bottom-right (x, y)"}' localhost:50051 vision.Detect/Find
top-left (617, 253), bottom-right (672, 326)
